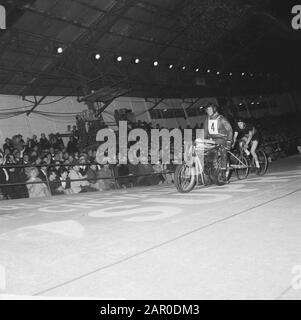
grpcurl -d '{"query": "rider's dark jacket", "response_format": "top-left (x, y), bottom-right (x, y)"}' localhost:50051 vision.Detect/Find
top-left (203, 113), bottom-right (233, 171)
top-left (204, 113), bottom-right (233, 148)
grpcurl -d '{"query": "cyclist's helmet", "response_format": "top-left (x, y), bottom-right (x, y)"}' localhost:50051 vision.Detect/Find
top-left (236, 118), bottom-right (245, 124)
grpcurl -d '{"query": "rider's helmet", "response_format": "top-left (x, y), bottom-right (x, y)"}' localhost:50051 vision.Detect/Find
top-left (203, 102), bottom-right (218, 114)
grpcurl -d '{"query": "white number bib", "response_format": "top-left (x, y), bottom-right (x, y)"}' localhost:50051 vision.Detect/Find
top-left (208, 119), bottom-right (218, 135)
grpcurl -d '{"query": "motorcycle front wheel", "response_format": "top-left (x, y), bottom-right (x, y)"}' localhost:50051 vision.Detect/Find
top-left (174, 164), bottom-right (196, 193)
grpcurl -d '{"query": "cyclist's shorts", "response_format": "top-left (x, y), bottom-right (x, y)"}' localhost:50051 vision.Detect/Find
top-left (240, 133), bottom-right (261, 144)
top-left (251, 132), bottom-right (261, 143)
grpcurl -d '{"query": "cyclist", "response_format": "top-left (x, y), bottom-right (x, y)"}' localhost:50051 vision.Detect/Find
top-left (232, 119), bottom-right (260, 169)
top-left (203, 103), bottom-right (233, 177)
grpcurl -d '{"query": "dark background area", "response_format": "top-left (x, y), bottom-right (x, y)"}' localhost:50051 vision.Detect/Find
top-left (0, 0), bottom-right (300, 100)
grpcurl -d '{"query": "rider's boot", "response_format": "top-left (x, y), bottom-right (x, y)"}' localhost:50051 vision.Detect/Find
top-left (225, 167), bottom-right (231, 184)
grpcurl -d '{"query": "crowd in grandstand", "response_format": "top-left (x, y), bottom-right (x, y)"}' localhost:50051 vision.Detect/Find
top-left (0, 112), bottom-right (300, 200)
top-left (0, 123), bottom-right (175, 200)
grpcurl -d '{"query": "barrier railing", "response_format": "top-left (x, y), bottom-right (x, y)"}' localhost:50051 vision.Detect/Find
top-left (0, 161), bottom-right (175, 198)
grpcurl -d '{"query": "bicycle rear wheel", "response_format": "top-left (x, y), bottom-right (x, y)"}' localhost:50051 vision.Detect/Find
top-left (256, 150), bottom-right (268, 176)
top-left (235, 155), bottom-right (249, 180)
top-left (174, 164), bottom-right (196, 193)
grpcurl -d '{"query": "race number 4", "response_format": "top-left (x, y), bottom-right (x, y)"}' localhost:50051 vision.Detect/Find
top-left (208, 119), bottom-right (218, 135)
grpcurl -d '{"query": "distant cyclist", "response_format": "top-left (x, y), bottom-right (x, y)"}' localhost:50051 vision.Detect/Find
top-left (232, 119), bottom-right (260, 169)
top-left (203, 103), bottom-right (233, 175)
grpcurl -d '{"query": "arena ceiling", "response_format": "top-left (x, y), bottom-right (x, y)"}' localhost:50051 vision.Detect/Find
top-left (0, 0), bottom-right (299, 102)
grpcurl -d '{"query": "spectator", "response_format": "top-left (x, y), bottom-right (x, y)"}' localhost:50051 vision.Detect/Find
top-left (39, 133), bottom-right (50, 150)
top-left (55, 133), bottom-right (64, 149)
top-left (86, 161), bottom-right (101, 190)
top-left (97, 164), bottom-right (115, 190)
top-left (58, 167), bottom-right (72, 194)
top-left (26, 167), bottom-right (50, 198)
top-left (63, 152), bottom-right (69, 162)
top-left (69, 160), bottom-right (93, 194)
top-left (12, 135), bottom-right (24, 151)
top-left (48, 147), bottom-right (56, 161)
top-left (5, 154), bottom-right (20, 199)
top-left (3, 138), bottom-right (13, 152)
top-left (22, 153), bottom-right (30, 165)
top-left (67, 136), bottom-right (78, 154)
top-left (28, 134), bottom-right (39, 150)
top-left (115, 164), bottom-right (132, 188)
top-left (72, 124), bottom-right (79, 140)
top-left (38, 161), bottom-right (49, 183)
top-left (0, 153), bottom-right (10, 200)
top-left (48, 170), bottom-right (64, 195)
top-left (79, 154), bottom-right (89, 176)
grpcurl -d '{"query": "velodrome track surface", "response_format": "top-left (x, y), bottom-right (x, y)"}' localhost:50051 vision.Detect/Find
top-left (0, 155), bottom-right (301, 299)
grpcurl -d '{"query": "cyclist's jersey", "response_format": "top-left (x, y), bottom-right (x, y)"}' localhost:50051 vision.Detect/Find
top-left (234, 123), bottom-right (259, 141)
top-left (204, 114), bottom-right (233, 143)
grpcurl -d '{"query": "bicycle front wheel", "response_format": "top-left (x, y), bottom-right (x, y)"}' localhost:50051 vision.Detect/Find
top-left (174, 164), bottom-right (196, 193)
top-left (235, 155), bottom-right (249, 180)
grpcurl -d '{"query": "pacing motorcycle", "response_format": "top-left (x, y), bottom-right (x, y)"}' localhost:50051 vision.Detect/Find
top-left (174, 139), bottom-right (230, 193)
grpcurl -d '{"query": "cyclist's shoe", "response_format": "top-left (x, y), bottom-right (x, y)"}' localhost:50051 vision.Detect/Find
top-left (255, 167), bottom-right (261, 175)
